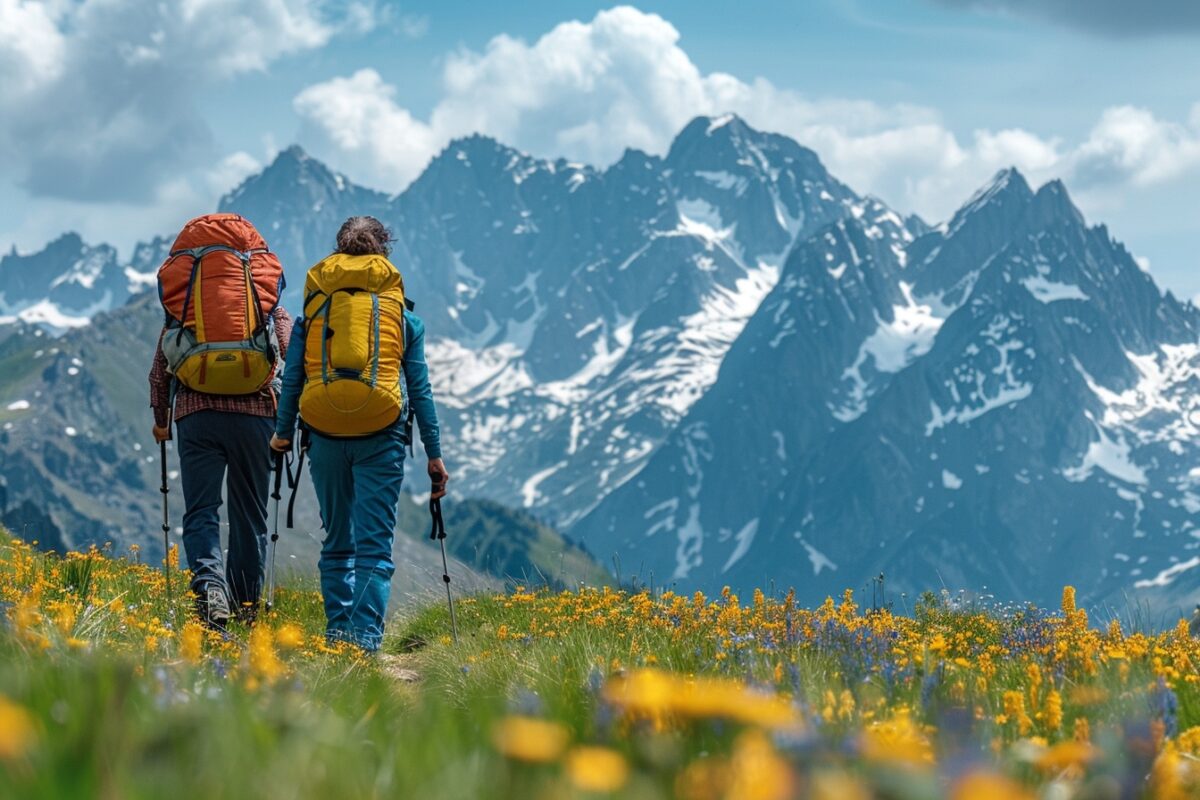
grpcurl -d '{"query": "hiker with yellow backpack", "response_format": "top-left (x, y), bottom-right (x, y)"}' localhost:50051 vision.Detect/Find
top-left (270, 216), bottom-right (448, 653)
top-left (149, 213), bottom-right (291, 629)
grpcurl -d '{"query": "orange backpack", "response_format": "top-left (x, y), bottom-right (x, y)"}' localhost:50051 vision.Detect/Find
top-left (157, 214), bottom-right (286, 395)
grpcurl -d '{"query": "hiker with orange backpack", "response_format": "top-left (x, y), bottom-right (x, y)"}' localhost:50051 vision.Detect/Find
top-left (270, 216), bottom-right (448, 653)
top-left (149, 213), bottom-right (291, 629)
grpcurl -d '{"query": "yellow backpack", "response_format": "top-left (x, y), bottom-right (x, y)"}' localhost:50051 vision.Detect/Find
top-left (299, 253), bottom-right (406, 437)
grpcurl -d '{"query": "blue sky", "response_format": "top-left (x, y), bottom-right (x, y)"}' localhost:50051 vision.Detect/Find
top-left (2, 0), bottom-right (1198, 297)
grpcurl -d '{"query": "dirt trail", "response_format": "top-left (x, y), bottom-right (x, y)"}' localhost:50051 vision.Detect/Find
top-left (377, 653), bottom-right (421, 683)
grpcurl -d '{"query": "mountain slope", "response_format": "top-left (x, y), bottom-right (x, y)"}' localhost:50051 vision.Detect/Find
top-left (0, 295), bottom-right (604, 593)
top-left (574, 170), bottom-right (1200, 611)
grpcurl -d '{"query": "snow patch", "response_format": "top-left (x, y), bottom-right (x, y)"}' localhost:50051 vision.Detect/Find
top-left (695, 170), bottom-right (747, 195)
top-left (721, 519), bottom-right (759, 573)
top-left (925, 315), bottom-right (1032, 434)
top-left (836, 282), bottom-right (943, 421)
top-left (125, 267), bottom-right (157, 294)
top-left (706, 114), bottom-right (735, 134)
top-left (521, 462), bottom-right (565, 507)
top-left (676, 198), bottom-right (734, 246)
top-left (5, 400), bottom-right (30, 411)
top-left (799, 539), bottom-right (837, 575)
top-left (1022, 275), bottom-right (1088, 303)
top-left (1063, 416), bottom-right (1147, 485)
top-left (1134, 557), bottom-right (1200, 588)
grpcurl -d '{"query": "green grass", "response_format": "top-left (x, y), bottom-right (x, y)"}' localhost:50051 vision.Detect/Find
top-left (2, 534), bottom-right (1199, 799)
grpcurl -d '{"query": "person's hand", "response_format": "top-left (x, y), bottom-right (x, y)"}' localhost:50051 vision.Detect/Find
top-left (269, 434), bottom-right (291, 453)
top-left (152, 424), bottom-right (171, 443)
top-left (428, 458), bottom-right (450, 500)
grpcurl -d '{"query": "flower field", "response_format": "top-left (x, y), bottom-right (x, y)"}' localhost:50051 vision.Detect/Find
top-left (1, 532), bottom-right (1199, 799)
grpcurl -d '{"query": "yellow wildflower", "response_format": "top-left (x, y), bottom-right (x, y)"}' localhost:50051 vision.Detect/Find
top-left (951, 771), bottom-right (1034, 800)
top-left (810, 771), bottom-right (871, 800)
top-left (564, 746), bottom-right (629, 793)
top-left (725, 730), bottom-right (794, 800)
top-left (179, 622), bottom-right (204, 664)
top-left (1061, 586), bottom-right (1076, 615)
top-left (248, 625), bottom-right (285, 684)
top-left (861, 708), bottom-right (934, 768)
top-left (1002, 691), bottom-right (1032, 737)
top-left (491, 715), bottom-right (569, 763)
top-left (1043, 689), bottom-right (1062, 733)
top-left (1035, 740), bottom-right (1097, 772)
top-left (605, 669), bottom-right (801, 731)
top-left (838, 689), bottom-right (856, 722)
top-left (1177, 726), bottom-right (1200, 756)
top-left (0, 695), bottom-right (36, 760)
top-left (274, 624), bottom-right (304, 650)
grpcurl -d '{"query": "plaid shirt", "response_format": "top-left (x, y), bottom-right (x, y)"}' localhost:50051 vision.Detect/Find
top-left (149, 307), bottom-right (294, 428)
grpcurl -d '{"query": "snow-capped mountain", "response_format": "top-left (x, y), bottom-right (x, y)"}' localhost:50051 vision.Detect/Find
top-left (212, 115), bottom-right (876, 528)
top-left (2, 116), bottom-right (1197, 613)
top-left (575, 168), bottom-right (1200, 609)
top-left (0, 233), bottom-right (158, 331)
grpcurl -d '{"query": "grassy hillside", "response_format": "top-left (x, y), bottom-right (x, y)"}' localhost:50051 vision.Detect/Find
top-left (395, 492), bottom-right (610, 589)
top-left (2, 531), bottom-right (1199, 799)
top-left (0, 294), bottom-right (611, 597)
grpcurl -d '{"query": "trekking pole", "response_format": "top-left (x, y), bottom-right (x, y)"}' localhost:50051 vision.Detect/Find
top-left (429, 497), bottom-right (459, 644)
top-left (159, 440), bottom-right (172, 615)
top-left (266, 450), bottom-right (284, 612)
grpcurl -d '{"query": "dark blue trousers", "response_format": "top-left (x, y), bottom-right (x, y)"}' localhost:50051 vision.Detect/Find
top-left (176, 411), bottom-right (273, 610)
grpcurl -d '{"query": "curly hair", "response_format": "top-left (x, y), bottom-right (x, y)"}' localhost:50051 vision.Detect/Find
top-left (335, 216), bottom-right (393, 256)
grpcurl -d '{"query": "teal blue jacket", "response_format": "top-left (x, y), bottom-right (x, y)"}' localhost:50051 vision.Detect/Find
top-left (274, 310), bottom-right (442, 458)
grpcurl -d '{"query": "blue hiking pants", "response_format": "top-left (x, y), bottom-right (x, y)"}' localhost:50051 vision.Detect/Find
top-left (308, 429), bottom-right (405, 652)
top-left (175, 411), bottom-right (273, 610)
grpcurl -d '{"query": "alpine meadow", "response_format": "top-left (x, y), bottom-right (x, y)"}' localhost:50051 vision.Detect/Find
top-left (2, 2), bottom-right (1200, 799)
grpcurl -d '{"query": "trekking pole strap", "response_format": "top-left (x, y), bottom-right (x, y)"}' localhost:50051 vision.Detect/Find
top-left (285, 428), bottom-right (310, 529)
top-left (430, 496), bottom-right (459, 644)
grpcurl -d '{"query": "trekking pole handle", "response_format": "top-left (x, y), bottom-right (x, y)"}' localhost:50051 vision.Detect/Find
top-left (429, 497), bottom-right (446, 540)
top-left (272, 450), bottom-right (284, 499)
top-left (159, 441), bottom-right (170, 532)
top-left (160, 441), bottom-right (169, 493)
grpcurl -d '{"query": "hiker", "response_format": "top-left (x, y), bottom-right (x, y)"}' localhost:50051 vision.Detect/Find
top-left (270, 216), bottom-right (448, 653)
top-left (150, 213), bottom-right (290, 628)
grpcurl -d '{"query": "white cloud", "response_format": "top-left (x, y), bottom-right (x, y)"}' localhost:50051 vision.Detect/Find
top-left (293, 5), bottom-right (1200, 229)
top-left (0, 0), bottom-right (66, 102)
top-left (207, 151), bottom-right (264, 195)
top-left (398, 13), bottom-right (429, 38)
top-left (294, 69), bottom-right (441, 186)
top-left (0, 0), bottom-right (372, 203)
top-left (1068, 105), bottom-right (1200, 188)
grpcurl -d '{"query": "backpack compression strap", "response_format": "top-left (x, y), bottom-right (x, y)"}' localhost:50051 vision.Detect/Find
top-left (171, 245), bottom-right (270, 345)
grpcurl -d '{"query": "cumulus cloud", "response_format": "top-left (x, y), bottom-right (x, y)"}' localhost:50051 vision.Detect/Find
top-left (294, 69), bottom-right (441, 186)
top-left (1069, 105), bottom-right (1200, 188)
top-left (293, 5), bottom-right (1200, 226)
top-left (0, 0), bottom-right (66, 102)
top-left (206, 151), bottom-right (264, 195)
top-left (0, 0), bottom-right (371, 203)
top-left (930, 0), bottom-right (1200, 37)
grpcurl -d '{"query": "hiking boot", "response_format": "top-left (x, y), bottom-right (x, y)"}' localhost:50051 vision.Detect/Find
top-left (195, 584), bottom-right (231, 630)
